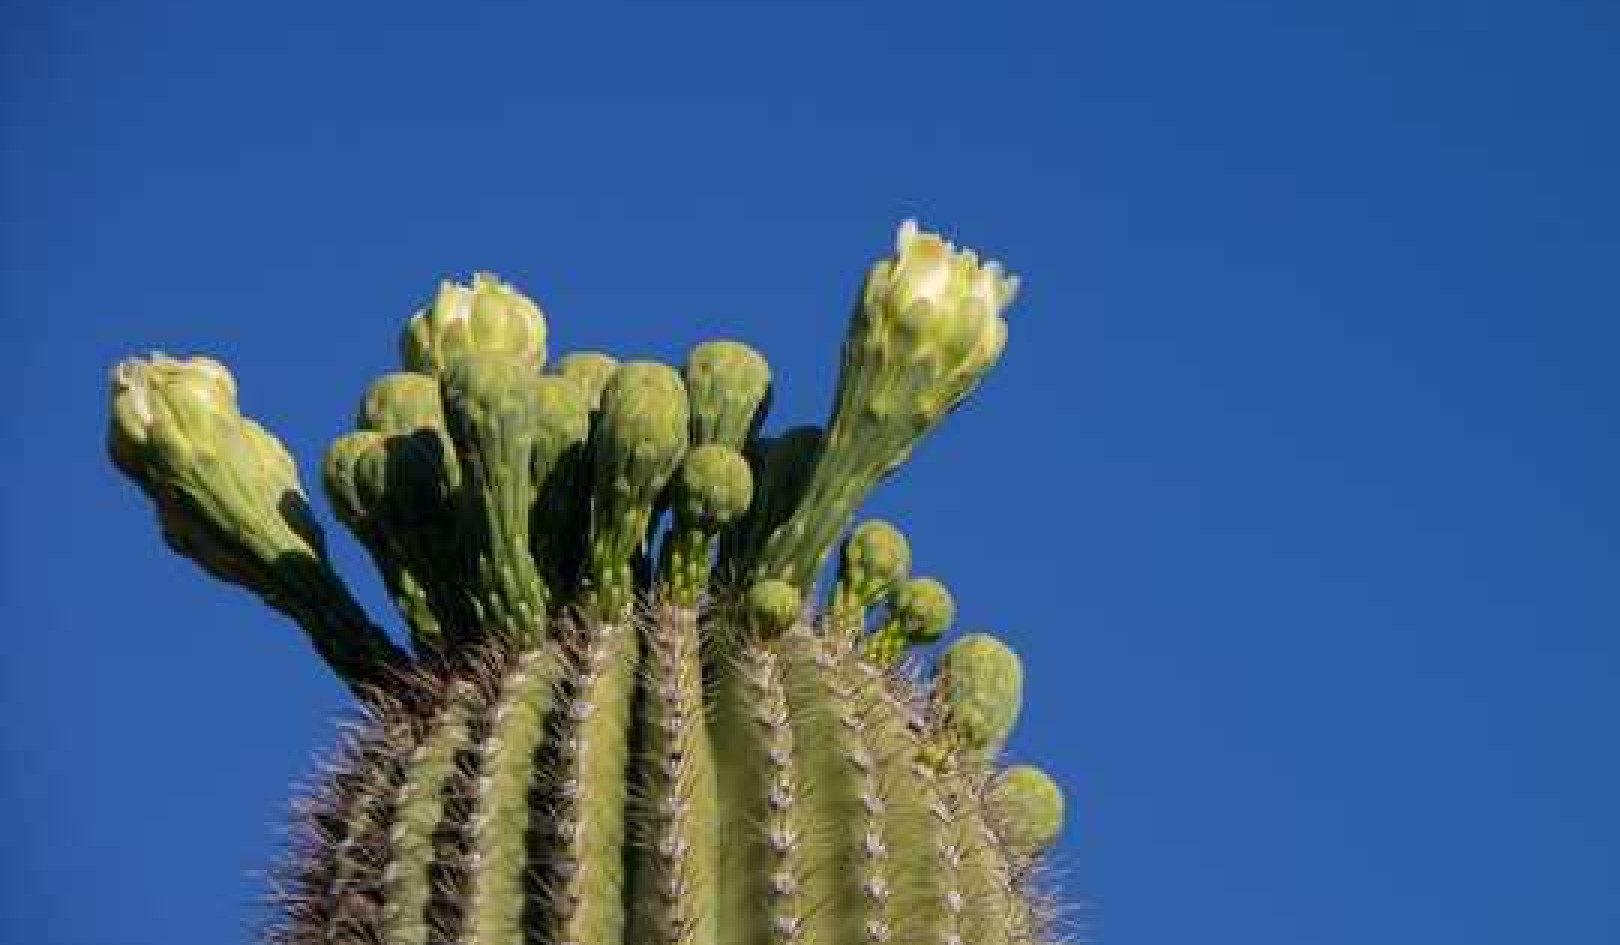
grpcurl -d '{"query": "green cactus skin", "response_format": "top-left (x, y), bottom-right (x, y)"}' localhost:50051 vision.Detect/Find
top-left (110, 223), bottom-right (1072, 945)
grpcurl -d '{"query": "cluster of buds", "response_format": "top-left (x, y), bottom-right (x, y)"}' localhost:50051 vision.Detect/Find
top-left (109, 224), bottom-right (1061, 837)
top-left (109, 223), bottom-right (1074, 943)
top-left (108, 224), bottom-right (1028, 673)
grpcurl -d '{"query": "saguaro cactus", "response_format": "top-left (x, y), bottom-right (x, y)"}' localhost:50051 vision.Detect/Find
top-left (110, 223), bottom-right (1070, 944)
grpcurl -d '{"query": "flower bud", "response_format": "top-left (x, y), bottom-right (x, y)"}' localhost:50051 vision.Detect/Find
top-left (865, 575), bottom-right (953, 666)
top-left (661, 444), bottom-right (754, 604)
top-left (110, 355), bottom-right (319, 568)
top-left (672, 444), bottom-right (754, 533)
top-left (587, 362), bottom-right (690, 617)
top-left (321, 430), bottom-right (390, 532)
top-left (440, 353), bottom-right (558, 634)
top-left (109, 354), bottom-right (399, 686)
top-left (401, 272), bottom-right (547, 375)
top-left (988, 765), bottom-right (1066, 855)
top-left (932, 632), bottom-right (1024, 759)
top-left (745, 579), bottom-right (801, 637)
top-left (684, 340), bottom-right (771, 449)
top-left (359, 372), bottom-right (446, 434)
top-left (888, 576), bottom-right (955, 644)
top-left (355, 372), bottom-right (462, 497)
top-left (832, 519), bottom-right (912, 627)
top-left (554, 351), bottom-right (619, 411)
top-left (752, 221), bottom-right (1018, 589)
top-left (109, 354), bottom-right (239, 482)
top-left (526, 376), bottom-right (592, 584)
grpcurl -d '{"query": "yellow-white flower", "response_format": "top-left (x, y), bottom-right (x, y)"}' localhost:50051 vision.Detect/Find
top-left (861, 220), bottom-right (1018, 389)
top-left (401, 272), bottom-right (547, 374)
top-left (749, 221), bottom-right (1022, 588)
top-left (109, 354), bottom-right (241, 476)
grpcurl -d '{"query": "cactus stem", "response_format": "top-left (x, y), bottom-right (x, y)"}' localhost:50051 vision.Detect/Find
top-left (381, 680), bottom-right (481, 945)
top-left (711, 631), bottom-right (811, 945)
top-left (464, 647), bottom-right (566, 945)
top-left (951, 774), bottom-right (1019, 945)
top-left (629, 602), bottom-right (720, 945)
top-left (544, 616), bottom-right (638, 945)
top-left (302, 718), bottom-right (404, 942)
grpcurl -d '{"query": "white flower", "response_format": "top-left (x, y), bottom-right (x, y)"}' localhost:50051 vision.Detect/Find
top-left (401, 272), bottom-right (547, 374)
top-left (885, 219), bottom-right (1019, 320)
top-left (109, 354), bottom-right (240, 464)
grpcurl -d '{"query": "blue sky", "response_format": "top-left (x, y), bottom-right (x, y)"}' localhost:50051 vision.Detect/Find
top-left (4, 1), bottom-right (1616, 943)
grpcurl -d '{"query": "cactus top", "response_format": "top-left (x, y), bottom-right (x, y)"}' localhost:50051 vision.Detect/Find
top-left (108, 221), bottom-right (1073, 945)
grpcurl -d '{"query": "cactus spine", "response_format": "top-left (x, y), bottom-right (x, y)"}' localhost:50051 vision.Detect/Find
top-left (109, 223), bottom-right (1069, 944)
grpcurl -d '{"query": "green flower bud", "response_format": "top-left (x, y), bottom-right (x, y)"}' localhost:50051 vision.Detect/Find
top-left (672, 444), bottom-right (754, 533)
top-left (684, 340), bottom-right (771, 449)
top-left (526, 375), bottom-right (592, 591)
top-left (529, 375), bottom-right (592, 477)
top-left (751, 222), bottom-right (1019, 589)
top-left (322, 430), bottom-right (445, 650)
top-left (109, 354), bottom-right (399, 688)
top-left (932, 632), bottom-right (1024, 759)
top-left (661, 444), bottom-right (754, 604)
top-left (400, 272), bottom-right (547, 375)
top-left (745, 579), bottom-right (801, 637)
top-left (864, 575), bottom-right (954, 667)
top-left (355, 369), bottom-right (462, 494)
top-left (989, 765), bottom-right (1066, 855)
top-left (359, 372), bottom-right (444, 433)
top-left (440, 353), bottom-right (558, 636)
top-left (889, 576), bottom-right (955, 644)
top-left (831, 519), bottom-right (912, 631)
top-left (554, 351), bottom-right (619, 411)
top-left (587, 361), bottom-right (690, 617)
top-left (322, 430), bottom-right (390, 530)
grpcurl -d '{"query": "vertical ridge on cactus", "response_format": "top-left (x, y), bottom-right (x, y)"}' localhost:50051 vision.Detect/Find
top-left (110, 222), bottom-right (1074, 944)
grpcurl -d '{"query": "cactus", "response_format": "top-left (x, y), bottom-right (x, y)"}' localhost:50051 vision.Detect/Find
top-left (109, 222), bottom-right (1070, 944)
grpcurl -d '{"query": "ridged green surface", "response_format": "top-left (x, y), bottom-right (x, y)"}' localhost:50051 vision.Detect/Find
top-left (109, 223), bottom-right (1072, 945)
top-left (273, 615), bottom-right (1058, 945)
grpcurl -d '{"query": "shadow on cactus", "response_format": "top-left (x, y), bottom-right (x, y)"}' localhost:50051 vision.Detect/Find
top-left (109, 222), bottom-right (1072, 944)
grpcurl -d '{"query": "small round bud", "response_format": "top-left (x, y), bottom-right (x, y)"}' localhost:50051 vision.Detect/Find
top-left (359, 372), bottom-right (445, 434)
top-left (837, 519), bottom-right (912, 610)
top-left (673, 444), bottom-right (754, 533)
top-left (530, 374), bottom-right (592, 461)
top-left (401, 273), bottom-right (547, 375)
top-left (593, 362), bottom-right (690, 494)
top-left (685, 339), bottom-right (772, 449)
top-left (588, 362), bottom-right (691, 616)
top-left (989, 765), bottom-right (1065, 855)
top-left (745, 579), bottom-right (801, 636)
top-left (934, 632), bottom-right (1024, 756)
top-left (888, 576), bottom-right (955, 645)
top-left (321, 430), bottom-right (388, 527)
top-left (555, 351), bottom-right (618, 411)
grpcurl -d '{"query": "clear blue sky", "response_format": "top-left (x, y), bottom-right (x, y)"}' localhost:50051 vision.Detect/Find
top-left (4, 1), bottom-right (1616, 943)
